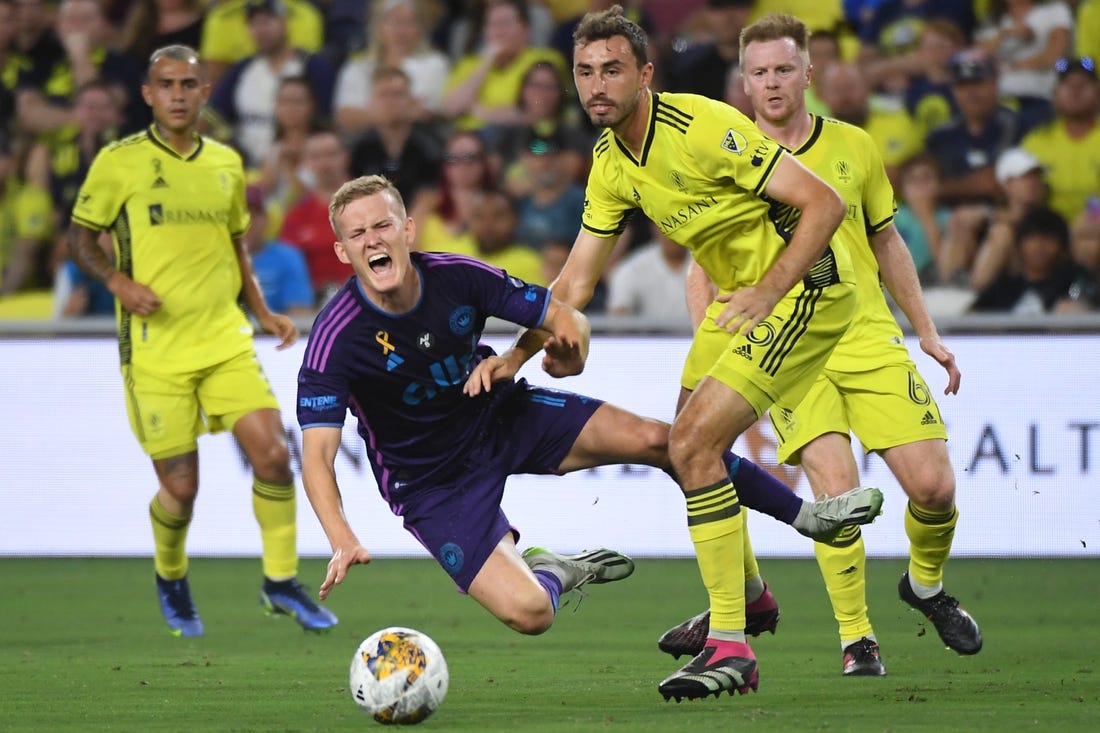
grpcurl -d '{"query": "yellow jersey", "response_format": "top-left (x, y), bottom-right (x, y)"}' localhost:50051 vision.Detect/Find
top-left (582, 91), bottom-right (853, 293)
top-left (1021, 119), bottom-right (1100, 224)
top-left (794, 115), bottom-right (905, 372)
top-left (72, 126), bottom-right (253, 371)
top-left (445, 48), bottom-right (568, 131)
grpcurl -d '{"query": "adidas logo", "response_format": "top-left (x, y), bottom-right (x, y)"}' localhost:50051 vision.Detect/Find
top-left (921, 410), bottom-right (938, 425)
top-left (152, 176), bottom-right (169, 188)
top-left (732, 344), bottom-right (752, 360)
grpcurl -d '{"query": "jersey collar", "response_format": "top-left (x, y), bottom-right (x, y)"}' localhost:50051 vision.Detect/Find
top-left (146, 124), bottom-right (204, 161)
top-left (789, 114), bottom-right (826, 156)
top-left (611, 89), bottom-right (659, 167)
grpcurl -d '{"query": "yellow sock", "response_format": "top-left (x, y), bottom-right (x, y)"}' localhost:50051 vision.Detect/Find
top-left (742, 512), bottom-right (763, 602)
top-left (905, 501), bottom-right (958, 587)
top-left (253, 478), bottom-right (298, 580)
top-left (814, 525), bottom-right (872, 642)
top-left (685, 479), bottom-right (745, 632)
top-left (149, 496), bottom-right (191, 580)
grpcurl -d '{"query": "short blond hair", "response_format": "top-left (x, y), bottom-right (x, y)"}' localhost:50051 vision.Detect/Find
top-left (328, 175), bottom-right (406, 239)
top-left (739, 13), bottom-right (810, 68)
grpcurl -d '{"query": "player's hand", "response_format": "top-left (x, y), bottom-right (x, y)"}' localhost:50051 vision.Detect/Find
top-left (109, 274), bottom-right (162, 317)
top-left (320, 544), bottom-right (372, 600)
top-left (541, 334), bottom-right (585, 377)
top-left (258, 312), bottom-right (299, 349)
top-left (714, 285), bottom-right (779, 335)
top-left (919, 334), bottom-right (961, 395)
top-left (463, 354), bottom-right (518, 396)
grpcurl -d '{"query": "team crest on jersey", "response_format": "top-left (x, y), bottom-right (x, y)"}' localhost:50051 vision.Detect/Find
top-left (833, 159), bottom-right (853, 183)
top-left (669, 170), bottom-right (688, 193)
top-left (151, 159), bottom-right (168, 189)
top-left (417, 332), bottom-right (434, 350)
top-left (721, 128), bottom-right (748, 155)
top-left (449, 305), bottom-right (475, 336)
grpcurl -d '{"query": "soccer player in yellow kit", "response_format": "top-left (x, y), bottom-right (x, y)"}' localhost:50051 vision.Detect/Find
top-left (486, 6), bottom-right (879, 700)
top-left (67, 45), bottom-right (336, 637)
top-left (660, 14), bottom-right (983, 675)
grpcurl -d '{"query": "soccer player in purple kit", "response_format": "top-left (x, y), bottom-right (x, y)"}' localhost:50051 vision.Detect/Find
top-left (297, 175), bottom-right (881, 634)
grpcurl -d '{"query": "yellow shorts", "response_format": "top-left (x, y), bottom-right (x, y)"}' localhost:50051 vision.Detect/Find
top-left (769, 361), bottom-right (949, 465)
top-left (122, 349), bottom-right (280, 459)
top-left (681, 282), bottom-right (856, 417)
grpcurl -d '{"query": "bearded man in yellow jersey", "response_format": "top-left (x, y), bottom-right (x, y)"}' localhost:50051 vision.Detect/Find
top-left (471, 6), bottom-right (884, 701)
top-left (67, 45), bottom-right (337, 637)
top-left (659, 14), bottom-right (983, 676)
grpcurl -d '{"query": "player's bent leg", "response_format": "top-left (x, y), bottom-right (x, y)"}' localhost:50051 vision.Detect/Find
top-left (151, 452), bottom-right (202, 636)
top-left (555, 403), bottom-right (671, 473)
top-left (467, 535), bottom-right (556, 635)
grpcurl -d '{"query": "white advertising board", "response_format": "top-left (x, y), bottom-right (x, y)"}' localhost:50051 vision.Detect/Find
top-left (1, 335), bottom-right (1097, 558)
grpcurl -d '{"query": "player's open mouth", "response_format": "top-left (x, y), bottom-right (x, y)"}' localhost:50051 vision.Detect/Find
top-left (368, 253), bottom-right (392, 274)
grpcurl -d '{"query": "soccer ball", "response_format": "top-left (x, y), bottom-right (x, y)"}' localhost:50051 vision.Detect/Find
top-left (349, 626), bottom-right (449, 725)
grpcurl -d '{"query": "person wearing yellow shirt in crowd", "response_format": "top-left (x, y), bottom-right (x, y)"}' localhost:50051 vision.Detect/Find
top-left (1076, 0), bottom-right (1100, 62)
top-left (199, 0), bottom-right (323, 87)
top-left (440, 189), bottom-right (544, 286)
top-left (0, 130), bottom-right (55, 297)
top-left (442, 0), bottom-right (567, 134)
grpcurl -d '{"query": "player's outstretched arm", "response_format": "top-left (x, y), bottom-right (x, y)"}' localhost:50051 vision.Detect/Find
top-left (67, 222), bottom-right (162, 316)
top-left (233, 236), bottom-right (298, 349)
top-left (503, 229), bottom-right (618, 373)
top-left (301, 425), bottom-right (372, 599)
top-left (715, 155), bottom-right (845, 334)
top-left (872, 224), bottom-right (961, 394)
top-left (539, 298), bottom-right (592, 378)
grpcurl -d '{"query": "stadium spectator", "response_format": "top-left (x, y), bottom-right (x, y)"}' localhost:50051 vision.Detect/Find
top-left (199, 0), bottom-right (323, 87)
top-left (1020, 57), bottom-right (1100, 226)
top-left (67, 45), bottom-right (337, 637)
top-left (509, 128), bottom-right (585, 251)
top-left (441, 0), bottom-right (568, 135)
top-left (606, 222), bottom-right (691, 330)
top-left (856, 0), bottom-right (976, 62)
top-left (255, 75), bottom-right (319, 222)
top-left (118, 0), bottom-right (204, 68)
top-left (816, 61), bottom-right (923, 181)
top-left (970, 205), bottom-right (1098, 312)
top-left (0, 0), bottom-right (21, 134)
top-left (664, 0), bottom-right (753, 101)
top-left (243, 184), bottom-right (314, 318)
top-left (925, 48), bottom-right (1023, 207)
top-left (893, 152), bottom-right (948, 284)
top-left (976, 0), bottom-right (1073, 135)
top-left (10, 0), bottom-right (64, 103)
top-left (441, 0), bottom-right (555, 61)
top-left (333, 0), bottom-right (450, 137)
top-left (492, 60), bottom-right (592, 186)
top-left (347, 66), bottom-right (443, 207)
top-left (279, 128), bottom-right (354, 304)
top-left (16, 0), bottom-right (147, 138)
top-left (943, 146), bottom-right (1047, 291)
top-left (444, 188), bottom-right (544, 284)
top-left (207, 0), bottom-right (335, 170)
top-left (408, 129), bottom-right (496, 252)
top-left (0, 128), bottom-right (54, 295)
top-left (549, 0), bottom-right (653, 68)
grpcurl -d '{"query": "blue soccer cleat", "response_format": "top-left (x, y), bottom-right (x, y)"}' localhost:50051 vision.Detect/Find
top-left (156, 574), bottom-right (204, 638)
top-left (259, 578), bottom-right (338, 632)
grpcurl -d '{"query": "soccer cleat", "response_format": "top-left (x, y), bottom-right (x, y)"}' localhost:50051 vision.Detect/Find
top-left (521, 547), bottom-right (635, 593)
top-left (156, 574), bottom-right (204, 638)
top-left (657, 584), bottom-right (779, 659)
top-left (898, 573), bottom-right (983, 654)
top-left (260, 578), bottom-right (339, 632)
top-left (658, 642), bottom-right (759, 701)
top-left (796, 485), bottom-right (885, 542)
top-left (842, 637), bottom-right (887, 676)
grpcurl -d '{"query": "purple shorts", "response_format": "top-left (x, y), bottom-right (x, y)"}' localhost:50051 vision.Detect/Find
top-left (399, 381), bottom-right (603, 592)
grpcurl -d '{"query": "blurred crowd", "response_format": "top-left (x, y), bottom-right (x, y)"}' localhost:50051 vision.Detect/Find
top-left (1, 0), bottom-right (1099, 324)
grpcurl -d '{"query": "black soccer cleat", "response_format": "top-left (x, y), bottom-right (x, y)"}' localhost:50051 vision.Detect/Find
top-left (898, 572), bottom-right (983, 655)
top-left (842, 637), bottom-right (887, 676)
top-left (656, 584), bottom-right (779, 659)
top-left (658, 644), bottom-right (759, 702)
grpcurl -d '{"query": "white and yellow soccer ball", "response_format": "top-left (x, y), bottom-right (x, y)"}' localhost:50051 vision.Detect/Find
top-left (349, 626), bottom-right (449, 725)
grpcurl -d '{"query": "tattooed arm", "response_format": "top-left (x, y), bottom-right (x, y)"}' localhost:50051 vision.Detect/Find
top-left (67, 223), bottom-right (162, 316)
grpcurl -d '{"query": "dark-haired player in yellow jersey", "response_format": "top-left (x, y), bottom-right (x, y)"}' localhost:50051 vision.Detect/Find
top-left (477, 6), bottom-right (882, 701)
top-left (67, 45), bottom-right (337, 637)
top-left (660, 14), bottom-right (983, 676)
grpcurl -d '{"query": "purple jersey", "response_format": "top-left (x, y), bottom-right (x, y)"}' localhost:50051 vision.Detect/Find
top-left (297, 251), bottom-right (551, 501)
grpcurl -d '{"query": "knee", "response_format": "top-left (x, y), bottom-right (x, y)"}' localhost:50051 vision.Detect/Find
top-left (668, 420), bottom-right (707, 472)
top-left (159, 475), bottom-right (198, 506)
top-left (504, 595), bottom-right (555, 635)
top-left (906, 470), bottom-right (956, 512)
top-left (250, 440), bottom-right (292, 483)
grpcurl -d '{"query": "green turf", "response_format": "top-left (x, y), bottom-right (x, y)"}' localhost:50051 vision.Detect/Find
top-left (1, 557), bottom-right (1096, 732)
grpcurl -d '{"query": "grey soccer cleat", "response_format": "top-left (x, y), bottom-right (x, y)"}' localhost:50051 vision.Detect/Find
top-left (521, 547), bottom-right (635, 592)
top-left (795, 485), bottom-right (885, 542)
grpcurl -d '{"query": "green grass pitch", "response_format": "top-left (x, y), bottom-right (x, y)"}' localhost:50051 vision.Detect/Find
top-left (2, 557), bottom-right (1096, 732)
